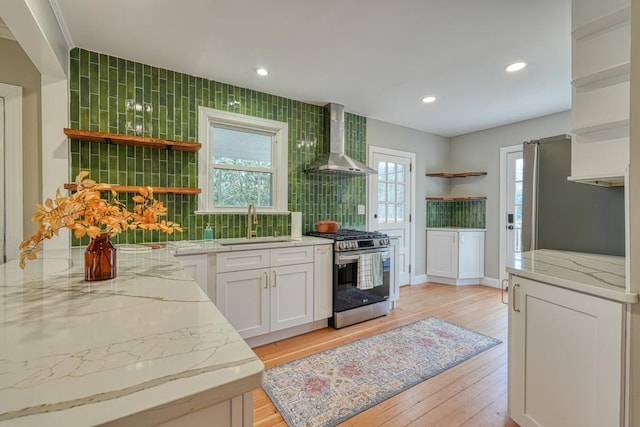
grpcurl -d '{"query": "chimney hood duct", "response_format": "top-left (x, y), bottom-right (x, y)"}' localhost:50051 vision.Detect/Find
top-left (305, 103), bottom-right (377, 175)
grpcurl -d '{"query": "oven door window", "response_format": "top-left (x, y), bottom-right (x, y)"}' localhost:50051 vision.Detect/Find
top-left (334, 251), bottom-right (390, 312)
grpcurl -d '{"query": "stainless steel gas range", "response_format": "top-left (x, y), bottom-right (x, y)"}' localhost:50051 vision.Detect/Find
top-left (306, 229), bottom-right (391, 328)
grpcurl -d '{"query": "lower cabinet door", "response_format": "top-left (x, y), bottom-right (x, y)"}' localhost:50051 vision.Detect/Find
top-left (426, 230), bottom-right (457, 278)
top-left (508, 276), bottom-right (624, 427)
top-left (270, 263), bottom-right (314, 332)
top-left (216, 269), bottom-right (270, 339)
top-left (175, 254), bottom-right (209, 295)
top-left (457, 231), bottom-right (484, 279)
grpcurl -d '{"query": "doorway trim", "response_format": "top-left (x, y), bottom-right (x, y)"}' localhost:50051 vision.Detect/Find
top-left (367, 145), bottom-right (416, 285)
top-left (0, 83), bottom-right (23, 261)
top-left (499, 143), bottom-right (522, 282)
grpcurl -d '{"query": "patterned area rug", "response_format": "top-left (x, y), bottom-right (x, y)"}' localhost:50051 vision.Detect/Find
top-left (262, 317), bottom-right (501, 427)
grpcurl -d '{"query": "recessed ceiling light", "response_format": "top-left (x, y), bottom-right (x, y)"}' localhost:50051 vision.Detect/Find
top-left (505, 61), bottom-right (527, 73)
top-left (421, 96), bottom-right (437, 103)
top-left (256, 68), bottom-right (269, 76)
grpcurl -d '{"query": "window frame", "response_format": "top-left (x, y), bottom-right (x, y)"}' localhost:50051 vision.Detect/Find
top-left (197, 107), bottom-right (288, 214)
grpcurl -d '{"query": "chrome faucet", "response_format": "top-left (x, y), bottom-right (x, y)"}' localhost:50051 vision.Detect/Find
top-left (247, 204), bottom-right (258, 239)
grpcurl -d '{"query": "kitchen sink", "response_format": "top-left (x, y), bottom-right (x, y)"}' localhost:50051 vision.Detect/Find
top-left (217, 237), bottom-right (298, 246)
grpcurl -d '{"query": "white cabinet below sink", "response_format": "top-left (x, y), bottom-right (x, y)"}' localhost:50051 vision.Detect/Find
top-left (216, 247), bottom-right (314, 339)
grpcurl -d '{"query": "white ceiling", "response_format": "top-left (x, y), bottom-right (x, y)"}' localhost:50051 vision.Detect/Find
top-left (50, 0), bottom-right (571, 137)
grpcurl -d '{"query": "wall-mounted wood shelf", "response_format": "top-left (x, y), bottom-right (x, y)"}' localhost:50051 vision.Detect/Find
top-left (426, 172), bottom-right (487, 178)
top-left (64, 128), bottom-right (201, 152)
top-left (64, 183), bottom-right (201, 194)
top-left (426, 197), bottom-right (487, 201)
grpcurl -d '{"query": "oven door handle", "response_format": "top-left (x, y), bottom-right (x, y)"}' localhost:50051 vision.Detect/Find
top-left (336, 250), bottom-right (390, 263)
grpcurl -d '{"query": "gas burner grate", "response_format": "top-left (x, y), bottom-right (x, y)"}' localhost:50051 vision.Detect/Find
top-left (306, 229), bottom-right (388, 241)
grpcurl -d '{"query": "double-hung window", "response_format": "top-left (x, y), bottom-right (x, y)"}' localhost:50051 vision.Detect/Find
top-left (198, 107), bottom-right (288, 213)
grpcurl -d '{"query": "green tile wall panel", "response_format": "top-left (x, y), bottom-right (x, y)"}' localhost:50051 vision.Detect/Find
top-left (69, 48), bottom-right (366, 245)
top-left (426, 200), bottom-right (486, 229)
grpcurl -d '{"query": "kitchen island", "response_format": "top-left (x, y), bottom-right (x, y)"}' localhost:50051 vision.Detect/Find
top-left (506, 249), bottom-right (638, 427)
top-left (0, 247), bottom-right (263, 426)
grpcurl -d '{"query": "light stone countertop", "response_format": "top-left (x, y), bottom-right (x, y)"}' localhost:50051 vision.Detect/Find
top-left (170, 235), bottom-right (334, 256)
top-left (0, 247), bottom-right (264, 426)
top-left (507, 249), bottom-right (638, 304)
top-left (426, 227), bottom-right (486, 232)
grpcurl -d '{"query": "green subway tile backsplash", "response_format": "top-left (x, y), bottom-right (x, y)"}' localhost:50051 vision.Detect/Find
top-left (69, 48), bottom-right (366, 245)
top-left (426, 200), bottom-right (486, 229)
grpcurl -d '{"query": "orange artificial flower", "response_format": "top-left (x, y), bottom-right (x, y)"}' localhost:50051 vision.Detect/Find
top-left (19, 171), bottom-right (182, 268)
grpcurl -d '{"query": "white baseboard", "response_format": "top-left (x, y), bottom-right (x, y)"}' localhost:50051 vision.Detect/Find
top-left (412, 274), bottom-right (428, 285)
top-left (408, 274), bottom-right (500, 288)
top-left (427, 275), bottom-right (483, 286)
top-left (481, 277), bottom-right (501, 288)
top-left (244, 319), bottom-right (328, 348)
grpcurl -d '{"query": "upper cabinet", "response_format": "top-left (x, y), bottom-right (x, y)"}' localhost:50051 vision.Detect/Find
top-left (570, 1), bottom-right (630, 185)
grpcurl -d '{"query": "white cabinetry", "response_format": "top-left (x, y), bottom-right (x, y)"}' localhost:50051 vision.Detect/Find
top-left (570, 0), bottom-right (630, 184)
top-left (313, 244), bottom-right (333, 321)
top-left (158, 392), bottom-right (253, 427)
top-left (389, 236), bottom-right (400, 306)
top-left (174, 253), bottom-right (209, 295)
top-left (216, 247), bottom-right (314, 339)
top-left (508, 275), bottom-right (625, 427)
top-left (426, 229), bottom-right (484, 285)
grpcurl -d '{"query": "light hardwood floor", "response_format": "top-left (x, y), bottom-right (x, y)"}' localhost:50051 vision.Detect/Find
top-left (252, 283), bottom-right (519, 427)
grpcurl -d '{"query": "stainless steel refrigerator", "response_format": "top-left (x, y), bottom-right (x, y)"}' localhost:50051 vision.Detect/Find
top-left (521, 134), bottom-right (625, 256)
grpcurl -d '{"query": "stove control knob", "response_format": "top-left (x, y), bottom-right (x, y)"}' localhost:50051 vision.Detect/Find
top-left (351, 241), bottom-right (357, 249)
top-left (338, 242), bottom-right (345, 250)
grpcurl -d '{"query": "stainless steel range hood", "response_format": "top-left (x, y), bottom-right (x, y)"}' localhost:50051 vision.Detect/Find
top-left (305, 103), bottom-right (377, 175)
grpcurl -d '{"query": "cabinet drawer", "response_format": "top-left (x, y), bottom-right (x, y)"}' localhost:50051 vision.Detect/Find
top-left (216, 250), bottom-right (270, 273)
top-left (270, 246), bottom-right (314, 267)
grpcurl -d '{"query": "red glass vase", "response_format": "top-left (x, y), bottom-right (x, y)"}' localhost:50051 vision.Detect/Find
top-left (84, 233), bottom-right (117, 281)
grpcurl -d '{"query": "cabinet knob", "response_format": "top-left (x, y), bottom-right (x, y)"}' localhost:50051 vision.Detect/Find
top-left (272, 271), bottom-right (277, 287)
top-left (264, 272), bottom-right (269, 288)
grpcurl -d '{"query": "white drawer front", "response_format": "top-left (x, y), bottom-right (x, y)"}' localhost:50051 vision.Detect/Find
top-left (270, 246), bottom-right (314, 267)
top-left (216, 250), bottom-right (270, 273)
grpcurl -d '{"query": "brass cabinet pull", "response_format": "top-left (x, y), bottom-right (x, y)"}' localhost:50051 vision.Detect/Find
top-left (501, 279), bottom-right (509, 305)
top-left (512, 283), bottom-right (520, 312)
top-left (264, 271), bottom-right (268, 288)
top-left (272, 271), bottom-right (277, 287)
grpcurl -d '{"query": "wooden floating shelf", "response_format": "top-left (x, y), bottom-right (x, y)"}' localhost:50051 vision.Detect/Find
top-left (64, 128), bottom-right (201, 152)
top-left (426, 197), bottom-right (487, 201)
top-left (64, 183), bottom-right (201, 194)
top-left (425, 172), bottom-right (487, 178)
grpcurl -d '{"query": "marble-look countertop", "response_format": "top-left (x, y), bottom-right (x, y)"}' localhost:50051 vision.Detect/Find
top-left (0, 247), bottom-right (264, 426)
top-left (426, 227), bottom-right (486, 232)
top-left (170, 235), bottom-right (334, 256)
top-left (507, 249), bottom-right (638, 304)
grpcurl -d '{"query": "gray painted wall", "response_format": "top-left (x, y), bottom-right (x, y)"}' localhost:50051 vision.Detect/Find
top-left (449, 110), bottom-right (572, 280)
top-left (0, 37), bottom-right (41, 236)
top-left (366, 118), bottom-right (450, 279)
